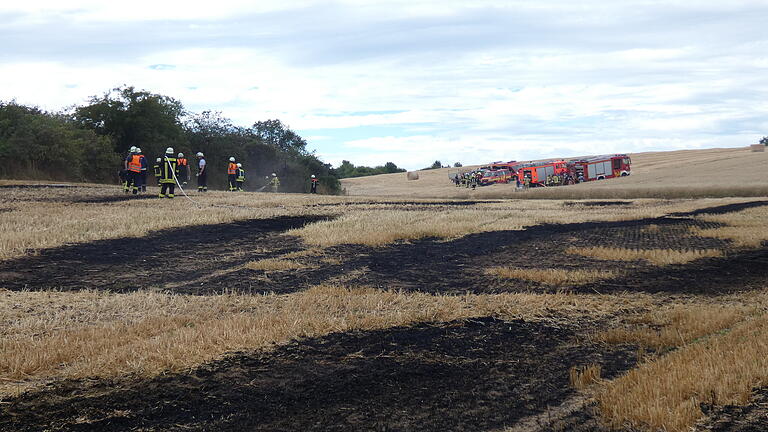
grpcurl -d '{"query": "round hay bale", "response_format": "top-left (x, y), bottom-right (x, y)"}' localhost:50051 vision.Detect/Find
top-left (407, 171), bottom-right (420, 181)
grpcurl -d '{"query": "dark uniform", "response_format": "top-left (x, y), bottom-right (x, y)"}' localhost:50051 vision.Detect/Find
top-left (125, 153), bottom-right (142, 194)
top-left (310, 176), bottom-right (319, 194)
top-left (236, 166), bottom-right (245, 191)
top-left (177, 156), bottom-right (189, 185)
top-left (228, 161), bottom-right (238, 191)
top-left (197, 155), bottom-right (207, 192)
top-left (138, 152), bottom-right (147, 192)
top-left (158, 154), bottom-right (178, 198)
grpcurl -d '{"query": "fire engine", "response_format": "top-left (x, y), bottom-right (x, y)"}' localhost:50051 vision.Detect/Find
top-left (571, 154), bottom-right (631, 181)
top-left (479, 169), bottom-right (513, 185)
top-left (514, 160), bottom-right (571, 186)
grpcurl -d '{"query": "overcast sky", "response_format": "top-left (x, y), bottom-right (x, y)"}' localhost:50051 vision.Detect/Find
top-left (1, 1), bottom-right (766, 169)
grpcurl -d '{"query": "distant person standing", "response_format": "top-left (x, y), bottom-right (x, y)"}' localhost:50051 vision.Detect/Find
top-left (236, 163), bottom-right (245, 191)
top-left (158, 147), bottom-right (178, 199)
top-left (136, 147), bottom-right (147, 192)
top-left (153, 158), bottom-right (162, 186)
top-left (269, 173), bottom-right (280, 192)
top-left (227, 157), bottom-right (238, 191)
top-left (196, 152), bottom-right (207, 192)
top-left (310, 174), bottom-right (318, 194)
top-left (177, 153), bottom-right (190, 185)
top-left (125, 147), bottom-right (142, 195)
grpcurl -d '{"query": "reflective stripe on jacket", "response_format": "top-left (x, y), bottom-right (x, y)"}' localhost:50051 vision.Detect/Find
top-left (128, 155), bottom-right (142, 172)
top-left (228, 162), bottom-right (237, 175)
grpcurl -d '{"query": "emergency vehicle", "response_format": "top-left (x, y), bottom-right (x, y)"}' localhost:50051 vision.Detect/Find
top-left (479, 169), bottom-right (513, 185)
top-left (572, 154), bottom-right (631, 181)
top-left (515, 160), bottom-right (571, 186)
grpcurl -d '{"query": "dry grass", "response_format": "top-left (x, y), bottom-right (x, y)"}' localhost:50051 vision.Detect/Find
top-left (693, 205), bottom-right (768, 247)
top-left (0, 287), bottom-right (655, 397)
top-left (598, 313), bottom-right (768, 432)
top-left (288, 199), bottom-right (751, 248)
top-left (244, 258), bottom-right (307, 271)
top-left (341, 147), bottom-right (768, 199)
top-left (597, 304), bottom-right (754, 350)
top-left (569, 364), bottom-right (602, 390)
top-left (565, 246), bottom-right (723, 265)
top-left (486, 267), bottom-right (615, 286)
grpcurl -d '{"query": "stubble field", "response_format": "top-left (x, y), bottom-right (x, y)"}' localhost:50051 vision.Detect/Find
top-left (1, 181), bottom-right (768, 431)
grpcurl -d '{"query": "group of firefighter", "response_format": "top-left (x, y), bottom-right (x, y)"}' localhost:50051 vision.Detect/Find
top-left (121, 146), bottom-right (320, 198)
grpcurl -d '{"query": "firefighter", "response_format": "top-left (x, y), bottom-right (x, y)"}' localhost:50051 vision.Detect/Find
top-left (196, 152), bottom-right (207, 192)
top-left (553, 174), bottom-right (560, 186)
top-left (227, 157), bottom-right (238, 191)
top-left (524, 174), bottom-right (531, 189)
top-left (136, 147), bottom-right (147, 192)
top-left (153, 158), bottom-right (162, 186)
top-left (125, 147), bottom-right (142, 195)
top-left (236, 163), bottom-right (245, 191)
top-left (269, 173), bottom-right (280, 192)
top-left (122, 146), bottom-right (136, 193)
top-left (158, 147), bottom-right (178, 198)
top-left (177, 153), bottom-right (190, 185)
top-left (310, 174), bottom-right (319, 194)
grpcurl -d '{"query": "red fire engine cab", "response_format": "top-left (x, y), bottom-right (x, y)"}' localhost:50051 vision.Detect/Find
top-left (572, 154), bottom-right (631, 182)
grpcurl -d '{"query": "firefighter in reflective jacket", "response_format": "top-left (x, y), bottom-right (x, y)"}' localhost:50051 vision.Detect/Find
top-left (177, 153), bottom-right (190, 185)
top-left (153, 158), bottom-right (162, 186)
top-left (158, 147), bottom-right (178, 198)
top-left (227, 157), bottom-right (238, 191)
top-left (269, 173), bottom-right (280, 192)
top-left (125, 147), bottom-right (142, 194)
top-left (310, 174), bottom-right (319, 194)
top-left (236, 163), bottom-right (245, 191)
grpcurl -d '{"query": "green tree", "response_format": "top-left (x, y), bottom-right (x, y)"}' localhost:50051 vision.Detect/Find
top-left (453, 162), bottom-right (462, 167)
top-left (760, 136), bottom-right (768, 146)
top-left (74, 86), bottom-right (185, 158)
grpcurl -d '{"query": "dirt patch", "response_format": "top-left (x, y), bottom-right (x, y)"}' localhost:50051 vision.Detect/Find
top-left (695, 388), bottom-right (768, 432)
top-left (0, 317), bottom-right (638, 432)
top-left (309, 200), bottom-right (500, 207)
top-left (0, 215), bottom-right (329, 293)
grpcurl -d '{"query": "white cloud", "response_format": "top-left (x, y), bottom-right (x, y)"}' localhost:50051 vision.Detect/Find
top-left (0, 0), bottom-right (766, 168)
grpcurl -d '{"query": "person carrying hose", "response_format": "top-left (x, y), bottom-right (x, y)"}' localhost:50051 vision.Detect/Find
top-left (158, 147), bottom-right (178, 199)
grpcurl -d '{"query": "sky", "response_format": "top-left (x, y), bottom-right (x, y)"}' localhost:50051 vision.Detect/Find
top-left (1, 1), bottom-right (767, 170)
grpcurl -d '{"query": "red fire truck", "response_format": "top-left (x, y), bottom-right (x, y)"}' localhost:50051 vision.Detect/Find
top-left (572, 154), bottom-right (631, 182)
top-left (515, 160), bottom-right (571, 186)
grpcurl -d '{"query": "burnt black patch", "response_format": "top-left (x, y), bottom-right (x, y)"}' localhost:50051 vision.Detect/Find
top-left (0, 317), bottom-right (638, 432)
top-left (670, 200), bottom-right (768, 217)
top-left (696, 387), bottom-right (768, 432)
top-left (0, 216), bottom-right (330, 293)
top-left (74, 195), bottom-right (159, 203)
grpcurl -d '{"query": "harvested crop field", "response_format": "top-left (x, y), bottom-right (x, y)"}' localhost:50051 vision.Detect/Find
top-left (2, 185), bottom-right (768, 431)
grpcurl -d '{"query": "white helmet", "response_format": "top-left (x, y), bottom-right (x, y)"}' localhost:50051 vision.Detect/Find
top-left (311, 175), bottom-right (316, 178)
top-left (129, 146), bottom-right (137, 153)
top-left (229, 157), bottom-right (235, 162)
top-left (178, 153), bottom-right (184, 158)
top-left (196, 152), bottom-right (204, 157)
top-left (272, 173), bottom-right (276, 177)
top-left (166, 147), bottom-right (174, 154)
top-left (135, 147), bottom-right (142, 153)
top-left (156, 158), bottom-right (162, 163)
top-left (236, 163), bottom-right (242, 167)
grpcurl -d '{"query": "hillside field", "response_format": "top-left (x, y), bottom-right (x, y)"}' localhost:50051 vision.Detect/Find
top-left (1, 147), bottom-right (768, 431)
top-left (341, 146), bottom-right (768, 198)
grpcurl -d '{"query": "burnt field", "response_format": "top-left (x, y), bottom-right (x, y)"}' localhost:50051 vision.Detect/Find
top-left (1, 187), bottom-right (768, 432)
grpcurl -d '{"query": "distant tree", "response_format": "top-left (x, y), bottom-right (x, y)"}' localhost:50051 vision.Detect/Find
top-left (0, 101), bottom-right (117, 182)
top-left (453, 162), bottom-right (462, 167)
top-left (761, 136), bottom-right (768, 146)
top-left (252, 119), bottom-right (308, 155)
top-left (73, 86), bottom-right (185, 158)
top-left (334, 160), bottom-right (406, 178)
top-left (420, 160), bottom-right (443, 170)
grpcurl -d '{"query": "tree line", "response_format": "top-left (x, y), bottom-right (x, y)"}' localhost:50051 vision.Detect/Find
top-left (0, 86), bottom-right (342, 193)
